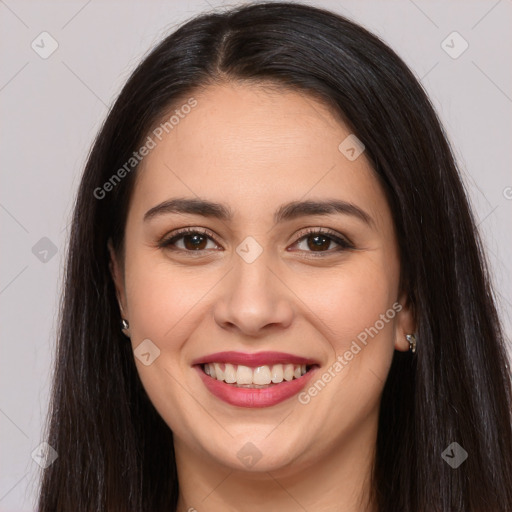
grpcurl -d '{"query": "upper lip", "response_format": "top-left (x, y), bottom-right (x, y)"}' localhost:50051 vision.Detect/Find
top-left (191, 351), bottom-right (320, 367)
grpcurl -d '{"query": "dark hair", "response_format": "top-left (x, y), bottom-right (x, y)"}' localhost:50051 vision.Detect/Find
top-left (37, 2), bottom-right (512, 511)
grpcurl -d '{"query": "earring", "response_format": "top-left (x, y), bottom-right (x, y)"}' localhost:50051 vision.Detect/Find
top-left (120, 318), bottom-right (130, 338)
top-left (406, 333), bottom-right (416, 353)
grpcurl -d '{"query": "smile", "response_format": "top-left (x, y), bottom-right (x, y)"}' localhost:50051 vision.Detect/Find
top-left (192, 351), bottom-right (320, 408)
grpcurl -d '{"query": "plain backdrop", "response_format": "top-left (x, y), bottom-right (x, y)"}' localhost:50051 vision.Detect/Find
top-left (1, 1), bottom-right (511, 510)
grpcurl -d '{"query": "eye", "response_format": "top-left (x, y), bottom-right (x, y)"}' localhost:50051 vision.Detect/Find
top-left (158, 227), bottom-right (354, 256)
top-left (158, 228), bottom-right (221, 253)
top-left (290, 228), bottom-right (354, 256)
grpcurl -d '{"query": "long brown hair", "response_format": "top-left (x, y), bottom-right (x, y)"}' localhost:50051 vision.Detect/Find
top-left (37, 2), bottom-right (512, 511)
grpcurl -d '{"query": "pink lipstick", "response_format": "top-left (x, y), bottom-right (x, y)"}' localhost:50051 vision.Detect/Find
top-left (192, 351), bottom-right (320, 408)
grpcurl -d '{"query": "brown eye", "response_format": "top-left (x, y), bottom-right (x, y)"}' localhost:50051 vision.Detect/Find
top-left (158, 229), bottom-right (221, 252)
top-left (304, 233), bottom-right (333, 251)
top-left (181, 233), bottom-right (208, 250)
top-left (292, 229), bottom-right (353, 255)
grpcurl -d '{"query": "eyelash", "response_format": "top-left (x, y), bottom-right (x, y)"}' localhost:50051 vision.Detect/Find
top-left (157, 227), bottom-right (354, 257)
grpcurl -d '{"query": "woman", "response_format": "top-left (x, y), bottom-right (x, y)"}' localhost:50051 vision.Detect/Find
top-left (37, 2), bottom-right (512, 511)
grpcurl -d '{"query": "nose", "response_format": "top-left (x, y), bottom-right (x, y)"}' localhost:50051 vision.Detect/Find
top-left (213, 251), bottom-right (294, 337)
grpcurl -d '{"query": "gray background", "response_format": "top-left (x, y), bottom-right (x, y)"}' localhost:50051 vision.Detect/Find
top-left (1, 0), bottom-right (511, 510)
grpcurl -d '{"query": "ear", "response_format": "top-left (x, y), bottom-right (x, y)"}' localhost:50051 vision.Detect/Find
top-left (107, 238), bottom-right (128, 318)
top-left (394, 289), bottom-right (416, 352)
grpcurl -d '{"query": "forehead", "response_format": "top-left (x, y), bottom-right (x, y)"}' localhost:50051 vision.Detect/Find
top-left (129, 82), bottom-right (389, 229)
top-left (153, 82), bottom-right (352, 167)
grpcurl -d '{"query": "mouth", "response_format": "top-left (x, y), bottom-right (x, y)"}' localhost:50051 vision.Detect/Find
top-left (191, 351), bottom-right (321, 408)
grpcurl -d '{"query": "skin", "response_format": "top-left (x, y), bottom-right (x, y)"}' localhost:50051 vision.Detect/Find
top-left (109, 82), bottom-right (415, 512)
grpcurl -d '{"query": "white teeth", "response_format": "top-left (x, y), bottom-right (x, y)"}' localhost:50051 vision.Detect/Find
top-left (236, 365), bottom-right (253, 384)
top-left (224, 363), bottom-right (236, 383)
top-left (284, 364), bottom-right (294, 381)
top-left (271, 364), bottom-right (284, 383)
top-left (253, 366), bottom-right (272, 385)
top-left (203, 362), bottom-right (309, 386)
top-left (213, 362), bottom-right (224, 380)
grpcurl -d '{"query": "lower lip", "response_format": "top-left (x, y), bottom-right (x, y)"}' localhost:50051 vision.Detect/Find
top-left (194, 365), bottom-right (319, 408)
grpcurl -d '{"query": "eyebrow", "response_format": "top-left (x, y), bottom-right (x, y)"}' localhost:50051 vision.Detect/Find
top-left (143, 197), bottom-right (373, 227)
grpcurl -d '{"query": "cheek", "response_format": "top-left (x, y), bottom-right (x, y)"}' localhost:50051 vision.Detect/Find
top-left (122, 254), bottom-right (206, 435)
top-left (123, 253), bottom-right (212, 342)
top-left (295, 256), bottom-right (399, 344)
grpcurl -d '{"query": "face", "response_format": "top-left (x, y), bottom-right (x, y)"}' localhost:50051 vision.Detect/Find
top-left (109, 82), bottom-right (414, 476)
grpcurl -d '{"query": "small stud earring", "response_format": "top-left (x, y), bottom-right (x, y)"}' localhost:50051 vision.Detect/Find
top-left (120, 318), bottom-right (130, 338)
top-left (406, 333), bottom-right (416, 353)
